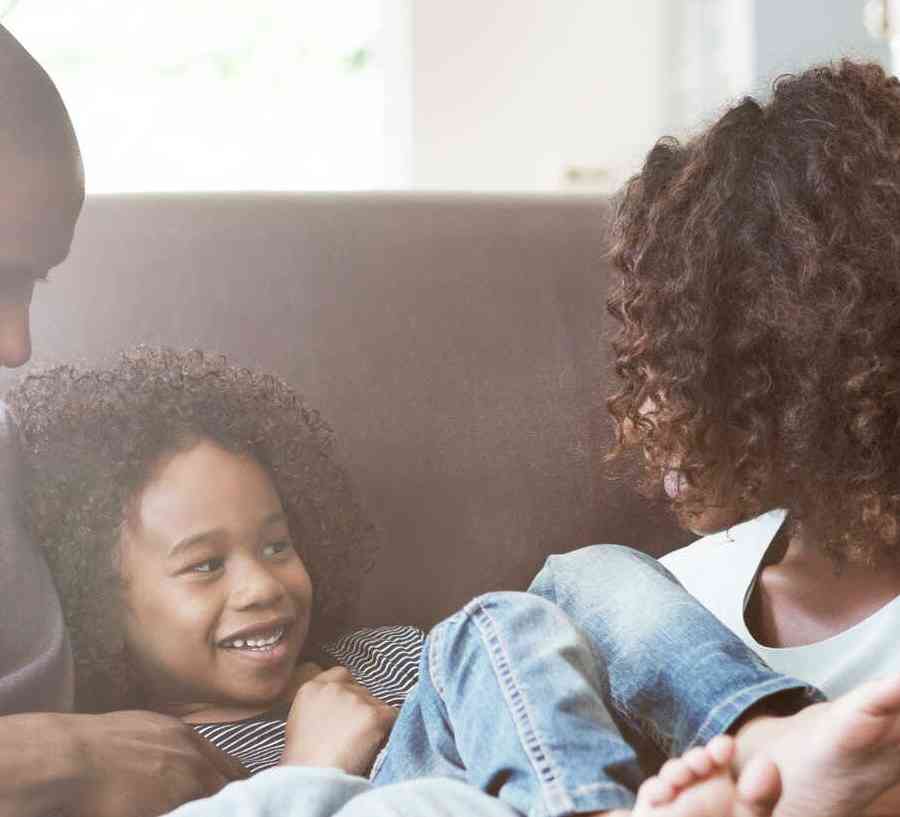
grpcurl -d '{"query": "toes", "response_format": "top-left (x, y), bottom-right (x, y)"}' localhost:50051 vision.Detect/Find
top-left (650, 739), bottom-right (737, 811)
top-left (705, 735), bottom-right (736, 768)
top-left (636, 774), bottom-right (677, 808)
top-left (659, 757), bottom-right (696, 789)
top-left (735, 756), bottom-right (782, 817)
top-left (654, 769), bottom-right (738, 817)
top-left (682, 746), bottom-right (715, 778)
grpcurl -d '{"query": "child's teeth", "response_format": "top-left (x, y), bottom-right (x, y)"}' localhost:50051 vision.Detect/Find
top-left (224, 626), bottom-right (285, 649)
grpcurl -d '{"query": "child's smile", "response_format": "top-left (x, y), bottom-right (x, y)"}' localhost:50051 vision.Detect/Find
top-left (119, 439), bottom-right (313, 722)
top-left (216, 619), bottom-right (295, 667)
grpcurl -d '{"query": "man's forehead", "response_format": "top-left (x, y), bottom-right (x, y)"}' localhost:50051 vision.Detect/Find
top-left (0, 24), bottom-right (85, 275)
top-left (0, 24), bottom-right (79, 141)
top-left (0, 151), bottom-right (83, 272)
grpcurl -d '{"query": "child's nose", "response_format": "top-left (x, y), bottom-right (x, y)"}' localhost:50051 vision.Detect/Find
top-left (229, 561), bottom-right (286, 610)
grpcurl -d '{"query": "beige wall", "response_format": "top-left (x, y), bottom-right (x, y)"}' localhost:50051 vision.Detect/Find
top-left (410, 0), bottom-right (670, 192)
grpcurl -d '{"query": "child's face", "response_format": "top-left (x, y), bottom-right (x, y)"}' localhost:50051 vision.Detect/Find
top-left (120, 439), bottom-right (313, 717)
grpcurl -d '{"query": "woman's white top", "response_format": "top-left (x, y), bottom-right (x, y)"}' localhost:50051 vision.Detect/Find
top-left (660, 510), bottom-right (900, 698)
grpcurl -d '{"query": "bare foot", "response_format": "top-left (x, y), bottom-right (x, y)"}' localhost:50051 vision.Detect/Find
top-left (596, 736), bottom-right (780, 817)
top-left (735, 675), bottom-right (900, 817)
top-left (637, 736), bottom-right (736, 810)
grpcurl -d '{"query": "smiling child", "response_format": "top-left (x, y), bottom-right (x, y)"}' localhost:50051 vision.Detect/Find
top-left (6, 346), bottom-right (424, 774)
top-left (119, 436), bottom-right (314, 723)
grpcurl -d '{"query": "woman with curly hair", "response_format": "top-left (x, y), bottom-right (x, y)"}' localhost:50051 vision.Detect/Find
top-left (607, 59), bottom-right (900, 684)
top-left (578, 57), bottom-right (900, 814)
top-left (526, 57), bottom-right (900, 816)
top-left (413, 56), bottom-right (900, 817)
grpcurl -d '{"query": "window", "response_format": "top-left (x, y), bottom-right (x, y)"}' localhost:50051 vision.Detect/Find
top-left (667, 0), bottom-right (754, 134)
top-left (5, 0), bottom-right (409, 192)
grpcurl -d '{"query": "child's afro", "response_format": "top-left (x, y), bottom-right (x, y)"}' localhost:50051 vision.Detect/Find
top-left (6, 346), bottom-right (376, 711)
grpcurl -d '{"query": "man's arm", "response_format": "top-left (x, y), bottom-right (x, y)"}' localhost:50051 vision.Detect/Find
top-left (1, 710), bottom-right (248, 817)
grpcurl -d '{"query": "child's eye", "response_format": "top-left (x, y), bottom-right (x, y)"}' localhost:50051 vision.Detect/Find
top-left (262, 540), bottom-right (293, 559)
top-left (189, 557), bottom-right (225, 574)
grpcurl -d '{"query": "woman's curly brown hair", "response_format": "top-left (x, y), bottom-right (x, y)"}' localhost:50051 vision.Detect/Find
top-left (5, 346), bottom-right (376, 712)
top-left (608, 59), bottom-right (900, 564)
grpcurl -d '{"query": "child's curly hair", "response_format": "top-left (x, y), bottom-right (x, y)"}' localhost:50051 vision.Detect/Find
top-left (6, 346), bottom-right (376, 712)
top-left (608, 59), bottom-right (900, 565)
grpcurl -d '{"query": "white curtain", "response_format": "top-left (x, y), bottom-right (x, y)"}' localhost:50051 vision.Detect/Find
top-left (666, 0), bottom-right (754, 136)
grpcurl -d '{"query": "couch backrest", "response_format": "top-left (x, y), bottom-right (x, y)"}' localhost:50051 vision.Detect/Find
top-left (2, 193), bottom-right (690, 628)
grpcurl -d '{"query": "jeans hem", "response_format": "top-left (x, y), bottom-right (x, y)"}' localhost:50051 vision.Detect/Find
top-left (691, 676), bottom-right (823, 746)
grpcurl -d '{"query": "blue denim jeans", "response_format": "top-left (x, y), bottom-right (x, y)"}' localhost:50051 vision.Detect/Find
top-left (529, 546), bottom-right (822, 767)
top-left (373, 545), bottom-right (822, 817)
top-left (166, 767), bottom-right (523, 817)
top-left (374, 591), bottom-right (640, 815)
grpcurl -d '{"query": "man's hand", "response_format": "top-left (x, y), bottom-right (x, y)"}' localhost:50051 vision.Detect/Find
top-left (62, 710), bottom-right (248, 817)
top-left (4, 709), bottom-right (247, 817)
top-left (281, 666), bottom-right (397, 776)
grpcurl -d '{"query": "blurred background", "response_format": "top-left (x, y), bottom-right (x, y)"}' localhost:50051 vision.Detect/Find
top-left (3, 0), bottom-right (896, 194)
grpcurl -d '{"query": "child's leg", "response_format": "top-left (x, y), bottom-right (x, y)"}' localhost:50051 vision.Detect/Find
top-left (163, 766), bottom-right (526, 817)
top-left (373, 591), bottom-right (642, 817)
top-left (528, 545), bottom-right (823, 756)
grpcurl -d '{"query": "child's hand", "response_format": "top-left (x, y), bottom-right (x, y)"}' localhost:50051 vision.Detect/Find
top-left (280, 659), bottom-right (326, 701)
top-left (281, 666), bottom-right (397, 775)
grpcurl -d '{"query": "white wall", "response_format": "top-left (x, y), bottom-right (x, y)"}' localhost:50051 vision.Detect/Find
top-left (409, 0), bottom-right (670, 192)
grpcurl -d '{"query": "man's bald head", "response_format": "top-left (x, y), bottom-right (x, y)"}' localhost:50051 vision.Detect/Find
top-left (0, 24), bottom-right (84, 368)
top-left (0, 25), bottom-right (81, 164)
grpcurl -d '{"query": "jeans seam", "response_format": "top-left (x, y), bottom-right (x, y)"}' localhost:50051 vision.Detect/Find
top-left (428, 616), bottom-right (447, 698)
top-left (464, 595), bottom-right (576, 817)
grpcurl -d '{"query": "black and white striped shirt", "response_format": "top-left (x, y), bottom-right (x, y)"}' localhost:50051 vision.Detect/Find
top-left (193, 625), bottom-right (424, 774)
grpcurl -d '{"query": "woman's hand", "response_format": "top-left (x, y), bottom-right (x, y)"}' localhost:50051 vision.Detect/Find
top-left (281, 666), bottom-right (397, 776)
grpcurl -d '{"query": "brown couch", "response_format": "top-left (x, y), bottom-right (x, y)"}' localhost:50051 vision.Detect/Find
top-left (2, 192), bottom-right (691, 629)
